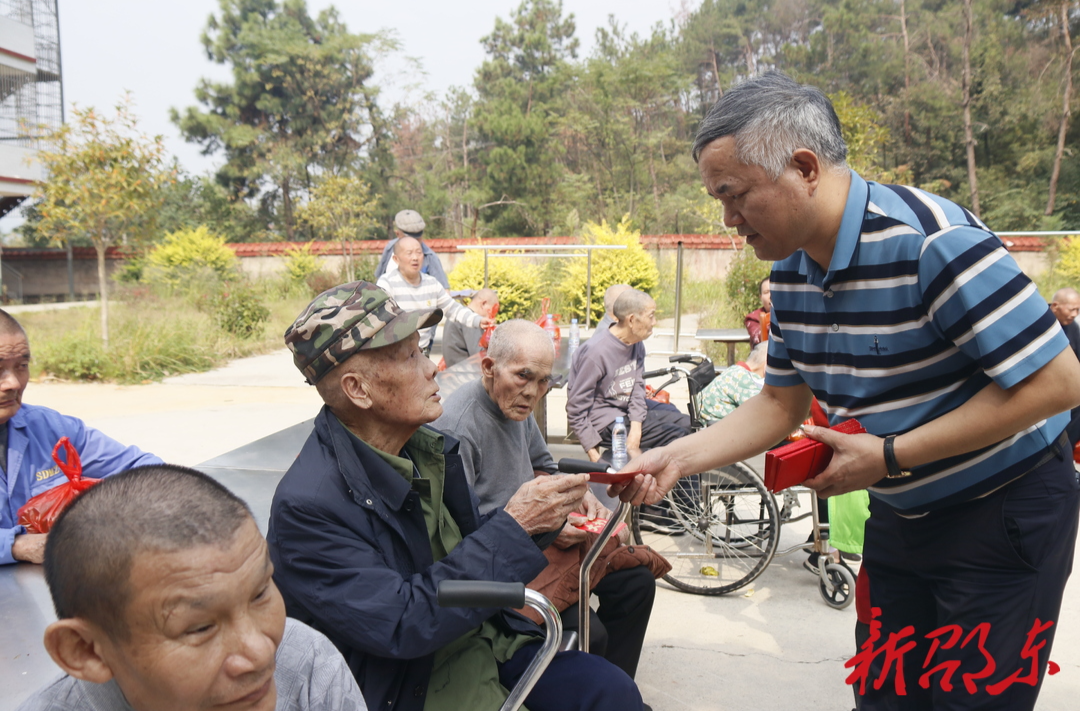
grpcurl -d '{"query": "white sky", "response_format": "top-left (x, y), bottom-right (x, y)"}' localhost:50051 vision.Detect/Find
top-left (58, 0), bottom-right (689, 175)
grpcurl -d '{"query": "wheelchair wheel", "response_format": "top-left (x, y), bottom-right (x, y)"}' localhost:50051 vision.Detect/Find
top-left (632, 462), bottom-right (780, 595)
top-left (819, 562), bottom-right (855, 610)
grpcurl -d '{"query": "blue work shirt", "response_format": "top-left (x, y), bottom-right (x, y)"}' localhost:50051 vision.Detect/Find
top-left (1, 403), bottom-right (162, 565)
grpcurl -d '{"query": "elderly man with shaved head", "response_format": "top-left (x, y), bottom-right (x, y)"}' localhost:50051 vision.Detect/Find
top-left (19, 464), bottom-right (367, 711)
top-left (434, 320), bottom-right (658, 696)
top-left (0, 309), bottom-right (161, 567)
top-left (594, 284), bottom-right (632, 333)
top-left (442, 288), bottom-right (499, 367)
top-left (1051, 287), bottom-right (1080, 359)
top-left (377, 236), bottom-right (493, 354)
top-left (567, 289), bottom-right (691, 464)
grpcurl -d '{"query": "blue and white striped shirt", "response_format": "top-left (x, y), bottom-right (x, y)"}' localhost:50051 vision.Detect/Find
top-left (765, 172), bottom-right (1069, 514)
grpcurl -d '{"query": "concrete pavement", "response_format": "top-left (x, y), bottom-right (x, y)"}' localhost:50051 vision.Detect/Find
top-left (9, 323), bottom-right (1080, 711)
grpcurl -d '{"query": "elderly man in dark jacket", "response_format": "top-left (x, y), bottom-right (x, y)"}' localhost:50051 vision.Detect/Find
top-left (267, 282), bottom-right (642, 711)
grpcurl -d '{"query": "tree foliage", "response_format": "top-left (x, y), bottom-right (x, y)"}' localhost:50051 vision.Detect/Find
top-left (169, 0), bottom-right (1080, 241)
top-left (557, 216), bottom-right (660, 323)
top-left (172, 0), bottom-right (395, 240)
top-left (296, 173), bottom-right (380, 279)
top-left (33, 100), bottom-right (171, 347)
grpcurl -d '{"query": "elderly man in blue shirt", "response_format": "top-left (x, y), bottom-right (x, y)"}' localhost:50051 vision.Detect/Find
top-left (615, 73), bottom-right (1080, 711)
top-left (0, 310), bottom-right (161, 566)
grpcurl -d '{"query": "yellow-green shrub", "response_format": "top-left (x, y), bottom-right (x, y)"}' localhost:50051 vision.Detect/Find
top-left (1056, 237), bottom-right (1080, 284)
top-left (146, 226), bottom-right (237, 285)
top-left (283, 243), bottom-right (321, 284)
top-left (556, 216), bottom-right (660, 323)
top-left (449, 250), bottom-right (543, 322)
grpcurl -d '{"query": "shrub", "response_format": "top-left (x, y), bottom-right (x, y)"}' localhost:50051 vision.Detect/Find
top-left (210, 283), bottom-right (270, 338)
top-left (35, 331), bottom-right (108, 381)
top-left (448, 250), bottom-right (543, 322)
top-left (146, 226), bottom-right (238, 285)
top-left (556, 216), bottom-right (660, 323)
top-left (723, 246), bottom-right (773, 323)
top-left (1055, 237), bottom-right (1080, 286)
top-left (283, 243), bottom-right (321, 284)
top-left (306, 269), bottom-right (344, 297)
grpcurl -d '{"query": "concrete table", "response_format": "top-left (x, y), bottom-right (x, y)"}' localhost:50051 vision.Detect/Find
top-left (695, 328), bottom-right (751, 366)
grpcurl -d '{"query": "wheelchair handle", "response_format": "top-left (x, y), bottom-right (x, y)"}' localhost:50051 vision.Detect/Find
top-left (557, 458), bottom-right (610, 474)
top-left (669, 354), bottom-right (697, 363)
top-left (438, 581), bottom-right (526, 609)
top-left (643, 368), bottom-right (671, 379)
top-left (437, 582), bottom-right (562, 711)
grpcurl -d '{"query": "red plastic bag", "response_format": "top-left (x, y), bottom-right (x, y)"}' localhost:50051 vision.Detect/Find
top-left (478, 303), bottom-right (500, 352)
top-left (17, 437), bottom-right (100, 534)
top-left (534, 298), bottom-right (561, 346)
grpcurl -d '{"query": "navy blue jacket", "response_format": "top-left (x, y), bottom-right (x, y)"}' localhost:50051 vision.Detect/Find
top-left (267, 407), bottom-right (549, 711)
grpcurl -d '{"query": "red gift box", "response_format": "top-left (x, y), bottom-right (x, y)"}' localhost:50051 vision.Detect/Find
top-left (763, 419), bottom-right (866, 493)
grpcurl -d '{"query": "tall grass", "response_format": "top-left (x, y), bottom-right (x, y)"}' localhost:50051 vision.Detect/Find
top-left (20, 290), bottom-right (310, 383)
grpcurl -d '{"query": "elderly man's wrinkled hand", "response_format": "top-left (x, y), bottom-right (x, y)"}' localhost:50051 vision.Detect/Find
top-left (801, 426), bottom-right (887, 498)
top-left (581, 490), bottom-right (608, 520)
top-left (607, 446), bottom-right (684, 506)
top-left (12, 533), bottom-right (48, 564)
top-left (505, 473), bottom-right (590, 535)
top-left (553, 520), bottom-right (590, 549)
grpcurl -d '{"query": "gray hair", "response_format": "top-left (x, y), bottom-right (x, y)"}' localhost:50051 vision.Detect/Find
top-left (692, 71), bottom-right (848, 180)
top-left (0, 308), bottom-right (26, 337)
top-left (746, 342), bottom-right (768, 369)
top-left (487, 319), bottom-right (553, 364)
top-left (1052, 287), bottom-right (1079, 304)
top-left (45, 465), bottom-right (253, 640)
top-left (612, 289), bottom-right (654, 324)
top-left (603, 284), bottom-right (631, 315)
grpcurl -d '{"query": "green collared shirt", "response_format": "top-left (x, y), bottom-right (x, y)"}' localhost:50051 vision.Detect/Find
top-left (340, 421), bottom-right (532, 711)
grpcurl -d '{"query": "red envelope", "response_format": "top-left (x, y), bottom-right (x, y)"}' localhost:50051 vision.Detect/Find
top-left (763, 419), bottom-right (866, 493)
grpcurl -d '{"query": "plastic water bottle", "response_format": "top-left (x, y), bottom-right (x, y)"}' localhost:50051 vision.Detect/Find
top-left (543, 313), bottom-right (557, 341)
top-left (568, 318), bottom-right (580, 360)
top-left (611, 417), bottom-right (628, 471)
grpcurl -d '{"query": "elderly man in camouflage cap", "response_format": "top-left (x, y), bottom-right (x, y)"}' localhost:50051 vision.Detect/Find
top-left (268, 282), bottom-right (642, 711)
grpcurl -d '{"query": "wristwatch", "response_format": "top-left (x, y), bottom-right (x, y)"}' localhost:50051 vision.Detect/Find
top-left (883, 435), bottom-right (913, 479)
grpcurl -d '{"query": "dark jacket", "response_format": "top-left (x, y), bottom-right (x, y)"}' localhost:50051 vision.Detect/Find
top-left (267, 407), bottom-right (549, 711)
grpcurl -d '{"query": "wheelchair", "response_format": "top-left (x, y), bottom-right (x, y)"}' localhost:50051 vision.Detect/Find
top-left (630, 354), bottom-right (854, 608)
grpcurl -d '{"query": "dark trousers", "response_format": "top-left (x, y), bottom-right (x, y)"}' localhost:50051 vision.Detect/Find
top-left (858, 453), bottom-right (1080, 710)
top-left (499, 642), bottom-right (643, 711)
top-left (599, 406), bottom-right (692, 453)
top-left (560, 566), bottom-right (656, 679)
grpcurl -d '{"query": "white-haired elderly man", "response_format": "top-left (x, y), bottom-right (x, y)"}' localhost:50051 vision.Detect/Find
top-left (434, 320), bottom-right (657, 694)
top-left (566, 288), bottom-right (691, 464)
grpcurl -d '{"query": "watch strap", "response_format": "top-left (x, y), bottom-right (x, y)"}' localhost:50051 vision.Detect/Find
top-left (883, 434), bottom-right (911, 479)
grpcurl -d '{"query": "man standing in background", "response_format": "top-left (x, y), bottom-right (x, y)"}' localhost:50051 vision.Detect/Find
top-left (374, 209), bottom-right (450, 288)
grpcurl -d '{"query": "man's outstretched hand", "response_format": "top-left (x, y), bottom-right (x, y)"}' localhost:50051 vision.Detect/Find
top-left (606, 447), bottom-right (685, 506)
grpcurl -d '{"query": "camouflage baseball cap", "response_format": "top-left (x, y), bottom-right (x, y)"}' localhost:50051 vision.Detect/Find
top-left (285, 281), bottom-right (442, 384)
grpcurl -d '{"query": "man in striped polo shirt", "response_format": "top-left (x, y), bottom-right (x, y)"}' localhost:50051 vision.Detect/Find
top-left (614, 72), bottom-right (1080, 710)
top-left (377, 236), bottom-right (494, 354)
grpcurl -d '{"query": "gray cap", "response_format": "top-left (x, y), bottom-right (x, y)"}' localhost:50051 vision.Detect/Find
top-left (394, 209), bottom-right (426, 235)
